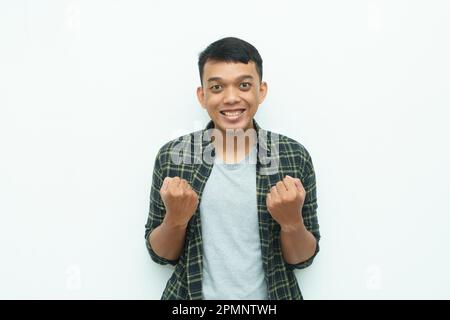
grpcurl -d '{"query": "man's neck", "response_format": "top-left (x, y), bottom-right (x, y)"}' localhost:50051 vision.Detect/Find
top-left (213, 128), bottom-right (257, 164)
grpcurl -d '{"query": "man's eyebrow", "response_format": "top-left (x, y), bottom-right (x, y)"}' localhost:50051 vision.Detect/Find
top-left (207, 75), bottom-right (254, 82)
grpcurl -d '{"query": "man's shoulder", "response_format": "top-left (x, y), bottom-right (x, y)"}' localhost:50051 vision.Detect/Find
top-left (267, 129), bottom-right (312, 161)
top-left (154, 129), bottom-right (204, 163)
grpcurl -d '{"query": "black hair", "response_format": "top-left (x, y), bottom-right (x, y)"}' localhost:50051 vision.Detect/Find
top-left (198, 37), bottom-right (263, 85)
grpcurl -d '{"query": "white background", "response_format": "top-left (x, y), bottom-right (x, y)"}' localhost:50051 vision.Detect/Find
top-left (1, 0), bottom-right (449, 299)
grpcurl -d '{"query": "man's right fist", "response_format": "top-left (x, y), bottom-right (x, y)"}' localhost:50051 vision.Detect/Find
top-left (159, 176), bottom-right (199, 228)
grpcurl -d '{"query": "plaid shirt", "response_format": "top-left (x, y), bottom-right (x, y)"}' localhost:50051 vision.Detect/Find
top-left (145, 119), bottom-right (320, 300)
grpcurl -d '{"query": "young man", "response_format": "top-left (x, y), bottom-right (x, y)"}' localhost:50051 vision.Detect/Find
top-left (145, 37), bottom-right (320, 300)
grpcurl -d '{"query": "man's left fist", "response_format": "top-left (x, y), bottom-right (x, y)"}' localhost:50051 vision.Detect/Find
top-left (266, 175), bottom-right (306, 228)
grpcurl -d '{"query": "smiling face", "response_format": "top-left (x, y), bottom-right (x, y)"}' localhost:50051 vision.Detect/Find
top-left (197, 59), bottom-right (268, 133)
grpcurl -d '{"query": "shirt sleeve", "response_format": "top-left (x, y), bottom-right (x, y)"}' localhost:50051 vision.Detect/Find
top-left (285, 150), bottom-right (321, 271)
top-left (144, 148), bottom-right (179, 266)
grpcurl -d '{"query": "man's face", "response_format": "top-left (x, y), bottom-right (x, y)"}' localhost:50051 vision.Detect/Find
top-left (197, 60), bottom-right (267, 133)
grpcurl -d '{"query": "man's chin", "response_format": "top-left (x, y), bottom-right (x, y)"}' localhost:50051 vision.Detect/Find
top-left (214, 118), bottom-right (254, 132)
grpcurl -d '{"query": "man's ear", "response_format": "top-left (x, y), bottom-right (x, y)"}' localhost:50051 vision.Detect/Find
top-left (258, 81), bottom-right (268, 104)
top-left (196, 86), bottom-right (206, 109)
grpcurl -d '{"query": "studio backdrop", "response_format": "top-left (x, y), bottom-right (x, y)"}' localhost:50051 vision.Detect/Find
top-left (1, 0), bottom-right (449, 299)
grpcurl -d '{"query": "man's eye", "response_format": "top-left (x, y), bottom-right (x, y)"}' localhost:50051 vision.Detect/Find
top-left (211, 85), bottom-right (222, 91)
top-left (240, 82), bottom-right (251, 89)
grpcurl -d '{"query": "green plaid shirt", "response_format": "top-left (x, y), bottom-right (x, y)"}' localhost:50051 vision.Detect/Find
top-left (145, 119), bottom-right (320, 300)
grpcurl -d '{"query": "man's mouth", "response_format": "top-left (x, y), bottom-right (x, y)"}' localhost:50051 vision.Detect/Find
top-left (219, 109), bottom-right (246, 117)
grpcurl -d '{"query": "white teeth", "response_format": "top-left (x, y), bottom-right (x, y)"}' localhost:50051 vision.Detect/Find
top-left (222, 110), bottom-right (244, 116)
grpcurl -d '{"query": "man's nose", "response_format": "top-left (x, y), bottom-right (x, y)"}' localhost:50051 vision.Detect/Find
top-left (223, 87), bottom-right (241, 104)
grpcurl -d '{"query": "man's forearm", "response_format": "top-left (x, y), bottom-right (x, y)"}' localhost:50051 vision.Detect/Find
top-left (148, 217), bottom-right (188, 261)
top-left (280, 221), bottom-right (317, 265)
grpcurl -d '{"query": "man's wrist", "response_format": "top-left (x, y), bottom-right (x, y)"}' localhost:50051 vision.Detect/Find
top-left (280, 220), bottom-right (307, 234)
top-left (162, 214), bottom-right (189, 230)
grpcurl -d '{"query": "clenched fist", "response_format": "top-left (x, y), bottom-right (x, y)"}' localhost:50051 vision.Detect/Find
top-left (266, 175), bottom-right (306, 229)
top-left (160, 176), bottom-right (199, 228)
